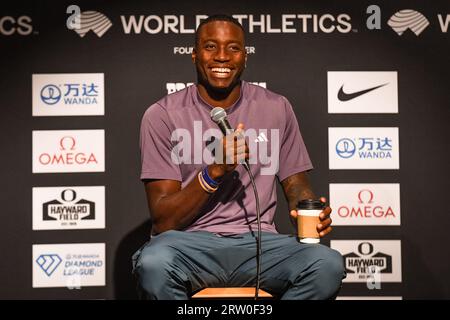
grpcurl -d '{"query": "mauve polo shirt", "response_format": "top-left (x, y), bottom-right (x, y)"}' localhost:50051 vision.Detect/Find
top-left (140, 81), bottom-right (313, 235)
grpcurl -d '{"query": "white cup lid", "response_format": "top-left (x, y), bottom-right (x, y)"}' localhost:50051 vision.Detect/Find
top-left (300, 238), bottom-right (320, 244)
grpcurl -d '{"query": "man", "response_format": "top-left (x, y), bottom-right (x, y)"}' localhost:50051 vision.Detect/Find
top-left (133, 14), bottom-right (345, 300)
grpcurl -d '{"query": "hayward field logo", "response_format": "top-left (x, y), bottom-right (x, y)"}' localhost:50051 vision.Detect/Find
top-left (33, 186), bottom-right (105, 230)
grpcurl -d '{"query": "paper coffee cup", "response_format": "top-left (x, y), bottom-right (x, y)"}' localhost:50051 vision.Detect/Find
top-left (297, 199), bottom-right (325, 244)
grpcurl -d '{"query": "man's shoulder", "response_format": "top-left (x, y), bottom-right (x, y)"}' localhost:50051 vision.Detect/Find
top-left (244, 81), bottom-right (289, 105)
top-left (153, 86), bottom-right (194, 111)
top-left (141, 86), bottom-right (194, 122)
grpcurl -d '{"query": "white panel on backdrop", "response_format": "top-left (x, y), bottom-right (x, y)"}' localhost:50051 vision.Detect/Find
top-left (327, 71), bottom-right (398, 114)
top-left (328, 127), bottom-right (399, 169)
top-left (166, 82), bottom-right (194, 94)
top-left (32, 243), bottom-right (105, 288)
top-left (330, 240), bottom-right (402, 283)
top-left (330, 183), bottom-right (401, 226)
top-left (32, 73), bottom-right (104, 116)
top-left (32, 186), bottom-right (105, 230)
top-left (32, 130), bottom-right (105, 173)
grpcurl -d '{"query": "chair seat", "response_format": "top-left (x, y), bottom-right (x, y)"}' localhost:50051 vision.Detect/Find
top-left (191, 287), bottom-right (273, 299)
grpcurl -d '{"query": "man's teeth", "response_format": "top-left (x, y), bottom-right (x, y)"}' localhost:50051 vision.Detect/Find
top-left (211, 68), bottom-right (231, 73)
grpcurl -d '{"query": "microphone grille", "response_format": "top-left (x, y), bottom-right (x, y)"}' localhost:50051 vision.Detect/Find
top-left (210, 107), bottom-right (227, 122)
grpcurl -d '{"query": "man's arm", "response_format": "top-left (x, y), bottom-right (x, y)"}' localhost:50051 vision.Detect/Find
top-left (144, 173), bottom-right (211, 234)
top-left (145, 124), bottom-right (248, 234)
top-left (281, 171), bottom-right (333, 237)
top-left (281, 171), bottom-right (316, 211)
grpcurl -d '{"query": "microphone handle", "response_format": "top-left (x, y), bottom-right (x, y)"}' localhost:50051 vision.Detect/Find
top-left (217, 118), bottom-right (234, 135)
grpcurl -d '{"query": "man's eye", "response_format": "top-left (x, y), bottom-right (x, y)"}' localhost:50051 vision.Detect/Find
top-left (205, 44), bottom-right (215, 49)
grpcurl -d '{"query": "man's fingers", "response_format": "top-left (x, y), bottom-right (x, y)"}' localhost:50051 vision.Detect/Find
top-left (235, 152), bottom-right (249, 164)
top-left (236, 144), bottom-right (247, 153)
top-left (320, 206), bottom-right (332, 220)
top-left (290, 210), bottom-right (298, 218)
top-left (317, 218), bottom-right (332, 231)
top-left (319, 226), bottom-right (332, 237)
top-left (228, 135), bottom-right (245, 146)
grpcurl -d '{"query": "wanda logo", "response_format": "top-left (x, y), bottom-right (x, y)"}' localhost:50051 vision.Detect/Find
top-left (38, 136), bottom-right (98, 165)
top-left (337, 189), bottom-right (395, 218)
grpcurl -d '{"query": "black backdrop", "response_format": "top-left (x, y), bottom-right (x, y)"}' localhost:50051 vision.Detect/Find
top-left (1, 0), bottom-right (449, 299)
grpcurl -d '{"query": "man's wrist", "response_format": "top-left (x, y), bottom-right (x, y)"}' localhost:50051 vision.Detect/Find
top-left (208, 164), bottom-right (226, 181)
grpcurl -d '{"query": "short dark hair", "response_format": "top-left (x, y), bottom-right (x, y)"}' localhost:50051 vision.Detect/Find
top-left (195, 14), bottom-right (245, 47)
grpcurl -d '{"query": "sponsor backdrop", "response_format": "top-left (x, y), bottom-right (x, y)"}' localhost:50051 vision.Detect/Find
top-left (1, 0), bottom-right (449, 299)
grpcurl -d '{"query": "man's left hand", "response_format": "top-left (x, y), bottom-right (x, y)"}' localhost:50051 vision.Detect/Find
top-left (289, 196), bottom-right (333, 238)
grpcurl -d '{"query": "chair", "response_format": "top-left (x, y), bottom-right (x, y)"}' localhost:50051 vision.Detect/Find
top-left (191, 287), bottom-right (273, 299)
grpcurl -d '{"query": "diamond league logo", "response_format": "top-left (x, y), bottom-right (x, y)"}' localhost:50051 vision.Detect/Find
top-left (36, 254), bottom-right (62, 276)
top-left (33, 244), bottom-right (106, 288)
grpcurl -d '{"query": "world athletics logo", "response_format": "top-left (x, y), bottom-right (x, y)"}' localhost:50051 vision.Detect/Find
top-left (66, 6), bottom-right (113, 38)
top-left (387, 9), bottom-right (430, 36)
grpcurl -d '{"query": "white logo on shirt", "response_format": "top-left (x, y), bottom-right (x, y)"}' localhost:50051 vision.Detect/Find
top-left (255, 132), bottom-right (268, 143)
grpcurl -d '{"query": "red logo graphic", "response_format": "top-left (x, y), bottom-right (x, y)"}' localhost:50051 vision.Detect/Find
top-left (338, 189), bottom-right (395, 218)
top-left (59, 136), bottom-right (76, 151)
top-left (358, 189), bottom-right (374, 204)
top-left (39, 136), bottom-right (98, 166)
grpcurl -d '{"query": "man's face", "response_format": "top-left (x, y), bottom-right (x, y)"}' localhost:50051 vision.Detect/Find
top-left (193, 20), bottom-right (246, 92)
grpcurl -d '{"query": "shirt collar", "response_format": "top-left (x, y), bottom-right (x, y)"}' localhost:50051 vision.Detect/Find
top-left (192, 80), bottom-right (247, 115)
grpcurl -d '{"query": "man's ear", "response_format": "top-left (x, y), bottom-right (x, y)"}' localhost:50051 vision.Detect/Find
top-left (192, 49), bottom-right (197, 64)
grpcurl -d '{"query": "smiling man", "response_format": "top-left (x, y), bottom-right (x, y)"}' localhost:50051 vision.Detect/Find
top-left (132, 14), bottom-right (345, 300)
top-left (194, 18), bottom-right (246, 105)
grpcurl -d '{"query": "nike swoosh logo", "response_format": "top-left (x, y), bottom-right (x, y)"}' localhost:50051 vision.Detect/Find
top-left (338, 83), bottom-right (388, 101)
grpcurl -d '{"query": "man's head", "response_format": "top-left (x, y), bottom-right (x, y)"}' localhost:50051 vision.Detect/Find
top-left (192, 15), bottom-right (247, 95)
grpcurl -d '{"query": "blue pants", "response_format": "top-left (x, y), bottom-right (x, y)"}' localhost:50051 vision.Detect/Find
top-left (132, 230), bottom-right (345, 300)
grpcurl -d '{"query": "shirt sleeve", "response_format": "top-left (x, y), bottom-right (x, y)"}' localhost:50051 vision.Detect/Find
top-left (276, 97), bottom-right (314, 182)
top-left (139, 103), bottom-right (182, 181)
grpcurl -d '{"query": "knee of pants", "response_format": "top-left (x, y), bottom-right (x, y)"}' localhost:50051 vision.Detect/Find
top-left (310, 247), bottom-right (346, 299)
top-left (134, 245), bottom-right (187, 289)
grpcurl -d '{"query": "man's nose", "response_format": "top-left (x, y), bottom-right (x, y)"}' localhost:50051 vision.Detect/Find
top-left (214, 47), bottom-right (230, 61)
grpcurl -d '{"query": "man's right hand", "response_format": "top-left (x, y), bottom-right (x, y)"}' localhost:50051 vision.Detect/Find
top-left (208, 122), bottom-right (249, 180)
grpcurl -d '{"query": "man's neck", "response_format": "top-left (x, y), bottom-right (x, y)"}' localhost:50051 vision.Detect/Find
top-left (197, 82), bottom-right (242, 109)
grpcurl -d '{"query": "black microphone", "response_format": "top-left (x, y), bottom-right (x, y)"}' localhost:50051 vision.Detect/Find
top-left (210, 107), bottom-right (250, 171)
top-left (210, 106), bottom-right (262, 300)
